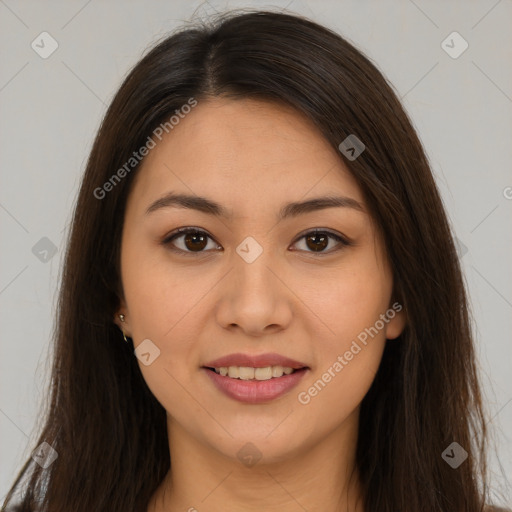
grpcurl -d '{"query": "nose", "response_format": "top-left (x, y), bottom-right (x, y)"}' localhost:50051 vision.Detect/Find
top-left (215, 247), bottom-right (293, 336)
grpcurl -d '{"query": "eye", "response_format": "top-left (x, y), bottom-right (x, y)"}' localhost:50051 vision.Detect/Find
top-left (162, 227), bottom-right (350, 256)
top-left (162, 227), bottom-right (221, 254)
top-left (291, 229), bottom-right (351, 254)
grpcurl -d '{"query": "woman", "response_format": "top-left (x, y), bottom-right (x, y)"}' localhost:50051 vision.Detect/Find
top-left (2, 9), bottom-right (505, 512)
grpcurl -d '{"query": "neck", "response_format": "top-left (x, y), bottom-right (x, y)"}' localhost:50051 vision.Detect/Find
top-left (148, 410), bottom-right (365, 512)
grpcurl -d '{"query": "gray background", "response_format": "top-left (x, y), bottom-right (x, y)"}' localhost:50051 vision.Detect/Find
top-left (1, 0), bottom-right (511, 505)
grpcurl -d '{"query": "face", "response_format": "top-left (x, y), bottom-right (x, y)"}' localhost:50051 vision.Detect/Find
top-left (114, 97), bottom-right (405, 464)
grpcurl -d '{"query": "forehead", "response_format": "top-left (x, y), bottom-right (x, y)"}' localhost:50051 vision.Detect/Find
top-left (127, 97), bottom-right (364, 215)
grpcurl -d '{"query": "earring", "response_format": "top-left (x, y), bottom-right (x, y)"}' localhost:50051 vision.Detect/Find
top-left (119, 314), bottom-right (129, 343)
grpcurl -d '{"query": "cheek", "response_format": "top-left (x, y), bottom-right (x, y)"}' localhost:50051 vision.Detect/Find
top-left (120, 256), bottom-right (204, 402)
top-left (295, 339), bottom-right (385, 438)
top-left (293, 253), bottom-right (391, 412)
top-left (121, 249), bottom-right (216, 340)
top-left (295, 274), bottom-right (389, 425)
top-left (127, 292), bottom-right (201, 421)
top-left (299, 253), bottom-right (392, 343)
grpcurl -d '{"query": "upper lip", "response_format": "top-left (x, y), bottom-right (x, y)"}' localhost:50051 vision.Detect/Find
top-left (203, 353), bottom-right (308, 369)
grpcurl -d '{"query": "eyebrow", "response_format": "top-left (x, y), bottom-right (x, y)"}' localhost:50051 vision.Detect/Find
top-left (144, 192), bottom-right (364, 220)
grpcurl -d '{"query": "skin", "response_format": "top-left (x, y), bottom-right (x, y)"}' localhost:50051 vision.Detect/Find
top-left (114, 97), bottom-right (406, 512)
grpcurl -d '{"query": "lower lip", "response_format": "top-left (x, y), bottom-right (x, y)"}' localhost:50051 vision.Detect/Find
top-left (203, 367), bottom-right (308, 404)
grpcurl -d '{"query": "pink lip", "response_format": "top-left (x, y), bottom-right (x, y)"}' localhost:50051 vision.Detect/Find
top-left (203, 367), bottom-right (309, 403)
top-left (203, 352), bottom-right (308, 369)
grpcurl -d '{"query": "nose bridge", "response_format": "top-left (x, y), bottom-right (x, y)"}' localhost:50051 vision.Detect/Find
top-left (232, 237), bottom-right (279, 302)
top-left (215, 234), bottom-right (292, 333)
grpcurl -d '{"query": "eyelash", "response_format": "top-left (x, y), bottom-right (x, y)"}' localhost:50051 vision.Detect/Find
top-left (161, 227), bottom-right (351, 256)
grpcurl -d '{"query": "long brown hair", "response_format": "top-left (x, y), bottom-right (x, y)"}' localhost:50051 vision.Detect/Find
top-left (2, 9), bottom-right (492, 511)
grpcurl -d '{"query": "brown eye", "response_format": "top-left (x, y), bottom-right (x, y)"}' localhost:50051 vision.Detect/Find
top-left (305, 233), bottom-right (329, 252)
top-left (183, 232), bottom-right (208, 251)
top-left (292, 230), bottom-right (350, 254)
top-left (163, 228), bottom-right (220, 254)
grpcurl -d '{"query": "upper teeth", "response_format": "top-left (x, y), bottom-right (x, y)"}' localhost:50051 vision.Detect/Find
top-left (214, 366), bottom-right (295, 380)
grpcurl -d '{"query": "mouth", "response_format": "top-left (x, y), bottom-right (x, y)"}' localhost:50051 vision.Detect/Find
top-left (203, 365), bottom-right (305, 380)
top-left (202, 365), bottom-right (309, 403)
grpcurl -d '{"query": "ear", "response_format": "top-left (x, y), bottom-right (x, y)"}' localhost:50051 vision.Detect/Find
top-left (384, 301), bottom-right (407, 340)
